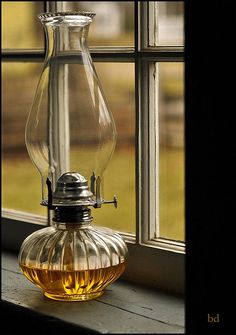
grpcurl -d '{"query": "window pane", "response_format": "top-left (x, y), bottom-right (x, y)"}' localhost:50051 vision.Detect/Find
top-left (2, 63), bottom-right (47, 216)
top-left (152, 2), bottom-right (184, 46)
top-left (2, 62), bottom-right (135, 234)
top-left (60, 1), bottom-right (134, 46)
top-left (2, 1), bottom-right (44, 49)
top-left (158, 62), bottom-right (185, 241)
top-left (93, 63), bottom-right (135, 234)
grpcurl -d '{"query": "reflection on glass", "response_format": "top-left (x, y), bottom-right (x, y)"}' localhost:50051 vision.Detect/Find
top-left (58, 1), bottom-right (134, 46)
top-left (154, 2), bottom-right (184, 46)
top-left (157, 62), bottom-right (185, 241)
top-left (2, 62), bottom-right (135, 234)
top-left (2, 2), bottom-right (44, 49)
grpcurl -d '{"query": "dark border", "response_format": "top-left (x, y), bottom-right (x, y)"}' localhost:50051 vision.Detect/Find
top-left (185, 1), bottom-right (236, 334)
top-left (1, 301), bottom-right (99, 335)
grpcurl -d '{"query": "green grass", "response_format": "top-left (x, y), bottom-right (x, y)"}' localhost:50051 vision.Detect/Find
top-left (2, 147), bottom-right (184, 241)
top-left (159, 147), bottom-right (185, 241)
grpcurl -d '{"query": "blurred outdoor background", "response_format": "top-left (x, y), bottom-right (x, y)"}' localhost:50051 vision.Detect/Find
top-left (2, 1), bottom-right (184, 241)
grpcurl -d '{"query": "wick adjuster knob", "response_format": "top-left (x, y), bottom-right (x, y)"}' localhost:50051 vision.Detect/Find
top-left (92, 174), bottom-right (118, 209)
top-left (103, 195), bottom-right (118, 208)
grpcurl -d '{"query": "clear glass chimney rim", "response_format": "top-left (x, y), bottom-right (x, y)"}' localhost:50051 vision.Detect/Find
top-left (38, 11), bottom-right (96, 26)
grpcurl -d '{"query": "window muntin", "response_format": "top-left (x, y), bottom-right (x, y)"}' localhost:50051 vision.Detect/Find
top-left (137, 2), bottom-right (184, 246)
top-left (2, 1), bottom-right (45, 49)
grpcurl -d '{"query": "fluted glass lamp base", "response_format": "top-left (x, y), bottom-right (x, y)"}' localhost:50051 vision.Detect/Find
top-left (44, 291), bottom-right (104, 301)
top-left (18, 206), bottom-right (128, 302)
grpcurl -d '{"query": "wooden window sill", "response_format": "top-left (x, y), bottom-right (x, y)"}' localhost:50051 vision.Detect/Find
top-left (2, 252), bottom-right (184, 334)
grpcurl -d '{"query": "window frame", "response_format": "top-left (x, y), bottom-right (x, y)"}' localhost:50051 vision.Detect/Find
top-left (2, 1), bottom-right (185, 295)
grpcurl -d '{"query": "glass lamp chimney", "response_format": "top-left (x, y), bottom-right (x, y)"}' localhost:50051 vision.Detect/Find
top-left (25, 11), bottom-right (117, 204)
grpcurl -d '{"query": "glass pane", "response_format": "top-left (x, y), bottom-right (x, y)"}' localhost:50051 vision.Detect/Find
top-left (158, 62), bottom-right (185, 241)
top-left (1, 1), bottom-right (44, 49)
top-left (93, 63), bottom-right (135, 234)
top-left (60, 1), bottom-right (134, 46)
top-left (2, 62), bottom-right (47, 216)
top-left (153, 2), bottom-right (184, 46)
top-left (2, 62), bottom-right (135, 234)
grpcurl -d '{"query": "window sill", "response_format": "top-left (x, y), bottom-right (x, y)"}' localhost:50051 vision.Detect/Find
top-left (2, 252), bottom-right (184, 334)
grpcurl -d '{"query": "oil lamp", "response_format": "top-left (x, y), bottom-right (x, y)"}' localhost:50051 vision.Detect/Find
top-left (18, 11), bottom-right (128, 301)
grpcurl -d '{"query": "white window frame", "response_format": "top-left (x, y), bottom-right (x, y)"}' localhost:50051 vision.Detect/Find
top-left (2, 1), bottom-right (185, 295)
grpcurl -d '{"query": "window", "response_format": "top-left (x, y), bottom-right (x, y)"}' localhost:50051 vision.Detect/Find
top-left (2, 1), bottom-right (185, 294)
